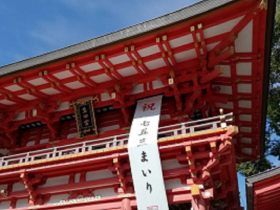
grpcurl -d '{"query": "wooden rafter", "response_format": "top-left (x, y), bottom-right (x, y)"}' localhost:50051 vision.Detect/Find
top-left (67, 63), bottom-right (98, 88)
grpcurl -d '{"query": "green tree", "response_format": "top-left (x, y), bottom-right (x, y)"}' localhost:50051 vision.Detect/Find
top-left (237, 132), bottom-right (273, 176)
top-left (265, 0), bottom-right (280, 161)
top-left (237, 157), bottom-right (272, 177)
top-left (267, 0), bottom-right (280, 137)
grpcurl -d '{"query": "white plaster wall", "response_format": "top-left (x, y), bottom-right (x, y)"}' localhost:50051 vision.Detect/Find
top-left (161, 159), bottom-right (187, 170)
top-left (99, 125), bottom-right (120, 132)
top-left (15, 199), bottom-right (29, 208)
top-left (26, 141), bottom-right (35, 147)
top-left (40, 138), bottom-right (49, 144)
top-left (235, 21), bottom-right (253, 52)
top-left (55, 102), bottom-right (69, 112)
top-left (242, 148), bottom-right (252, 155)
top-left (93, 188), bottom-right (117, 197)
top-left (86, 169), bottom-right (115, 181)
top-left (0, 184), bottom-right (7, 190)
top-left (47, 194), bottom-right (69, 204)
top-left (131, 84), bottom-right (144, 95)
top-left (152, 80), bottom-right (167, 89)
top-left (0, 149), bottom-right (9, 155)
top-left (0, 201), bottom-right (10, 210)
top-left (165, 178), bottom-right (184, 190)
top-left (160, 114), bottom-right (170, 120)
top-left (38, 175), bottom-right (69, 188)
top-left (13, 112), bottom-right (25, 121)
top-left (12, 183), bottom-right (25, 192)
top-left (67, 133), bottom-right (78, 139)
top-left (240, 127), bottom-right (252, 133)
top-left (75, 173), bottom-right (80, 183)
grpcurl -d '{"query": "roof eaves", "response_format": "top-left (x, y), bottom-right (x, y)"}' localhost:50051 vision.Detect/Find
top-left (246, 164), bottom-right (280, 210)
top-left (0, 0), bottom-right (235, 77)
top-left (246, 165), bottom-right (280, 185)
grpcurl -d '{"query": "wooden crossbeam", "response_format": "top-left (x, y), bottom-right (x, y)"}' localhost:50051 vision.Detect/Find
top-left (161, 35), bottom-right (177, 66)
top-left (111, 85), bottom-right (131, 125)
top-left (41, 70), bottom-right (72, 94)
top-left (130, 45), bottom-right (150, 74)
top-left (14, 77), bottom-right (48, 100)
top-left (95, 55), bottom-right (118, 81)
top-left (124, 47), bottom-right (144, 75)
top-left (156, 36), bottom-right (171, 67)
top-left (67, 63), bottom-right (97, 88)
top-left (208, 2), bottom-right (260, 60)
top-left (100, 54), bottom-right (123, 80)
top-left (0, 89), bottom-right (28, 105)
top-left (200, 66), bottom-right (224, 84)
top-left (208, 46), bottom-right (234, 68)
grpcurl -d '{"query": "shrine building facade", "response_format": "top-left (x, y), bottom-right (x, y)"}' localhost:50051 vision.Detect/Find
top-left (0, 0), bottom-right (276, 209)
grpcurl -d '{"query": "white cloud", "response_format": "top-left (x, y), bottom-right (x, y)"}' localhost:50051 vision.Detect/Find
top-left (23, 0), bottom-right (199, 60)
top-left (60, 0), bottom-right (198, 26)
top-left (29, 16), bottom-right (82, 48)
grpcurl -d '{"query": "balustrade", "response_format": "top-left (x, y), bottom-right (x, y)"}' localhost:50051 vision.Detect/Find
top-left (0, 112), bottom-right (233, 168)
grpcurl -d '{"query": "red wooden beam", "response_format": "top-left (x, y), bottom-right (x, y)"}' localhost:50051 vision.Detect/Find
top-left (124, 47), bottom-right (144, 75)
top-left (129, 45), bottom-right (150, 74)
top-left (16, 77), bottom-right (49, 99)
top-left (161, 35), bottom-right (177, 66)
top-left (200, 66), bottom-right (224, 84)
top-left (67, 63), bottom-right (97, 88)
top-left (41, 71), bottom-right (72, 94)
top-left (208, 46), bottom-right (234, 68)
top-left (156, 37), bottom-right (171, 67)
top-left (208, 1), bottom-right (260, 59)
top-left (101, 54), bottom-right (123, 80)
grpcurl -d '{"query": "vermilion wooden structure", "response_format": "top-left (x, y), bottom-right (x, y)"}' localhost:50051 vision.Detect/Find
top-left (246, 166), bottom-right (280, 210)
top-left (0, 0), bottom-right (275, 209)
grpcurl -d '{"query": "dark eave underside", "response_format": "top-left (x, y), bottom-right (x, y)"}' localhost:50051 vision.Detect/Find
top-left (0, 0), bottom-right (235, 77)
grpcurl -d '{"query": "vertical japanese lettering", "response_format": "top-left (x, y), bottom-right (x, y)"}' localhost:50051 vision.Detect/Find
top-left (146, 182), bottom-right (152, 193)
top-left (141, 151), bottom-right (148, 162)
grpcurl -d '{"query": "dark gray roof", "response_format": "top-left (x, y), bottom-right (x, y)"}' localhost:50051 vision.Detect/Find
top-left (246, 165), bottom-right (280, 185)
top-left (0, 0), bottom-right (235, 77)
top-left (246, 165), bottom-right (280, 210)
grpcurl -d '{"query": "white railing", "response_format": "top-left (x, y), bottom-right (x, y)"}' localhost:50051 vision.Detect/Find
top-left (0, 112), bottom-right (233, 168)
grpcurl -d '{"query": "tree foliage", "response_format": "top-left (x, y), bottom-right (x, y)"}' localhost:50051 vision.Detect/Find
top-left (266, 0), bottom-right (280, 161)
top-left (236, 157), bottom-right (273, 177)
top-left (237, 1), bottom-right (280, 176)
top-left (237, 132), bottom-right (273, 176)
top-left (267, 0), bottom-right (280, 136)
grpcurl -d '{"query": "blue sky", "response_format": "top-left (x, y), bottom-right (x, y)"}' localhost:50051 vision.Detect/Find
top-left (0, 0), bottom-right (198, 67)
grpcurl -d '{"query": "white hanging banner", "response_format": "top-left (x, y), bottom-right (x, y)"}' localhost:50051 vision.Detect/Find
top-left (128, 95), bottom-right (168, 210)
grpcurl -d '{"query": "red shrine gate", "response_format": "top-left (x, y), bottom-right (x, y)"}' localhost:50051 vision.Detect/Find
top-left (0, 0), bottom-right (275, 209)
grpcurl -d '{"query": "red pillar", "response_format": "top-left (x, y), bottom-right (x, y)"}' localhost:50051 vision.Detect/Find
top-left (191, 196), bottom-right (208, 210)
top-left (121, 198), bottom-right (131, 210)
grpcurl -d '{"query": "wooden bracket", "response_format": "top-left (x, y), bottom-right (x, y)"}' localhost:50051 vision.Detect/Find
top-left (113, 157), bottom-right (128, 191)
